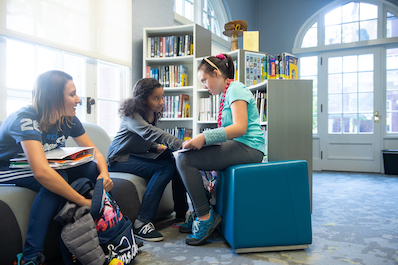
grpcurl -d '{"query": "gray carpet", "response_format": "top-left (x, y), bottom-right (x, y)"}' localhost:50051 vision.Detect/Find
top-left (132, 171), bottom-right (398, 265)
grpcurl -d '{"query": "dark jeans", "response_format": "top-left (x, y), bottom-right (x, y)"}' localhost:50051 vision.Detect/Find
top-left (109, 154), bottom-right (188, 223)
top-left (0, 161), bottom-right (99, 264)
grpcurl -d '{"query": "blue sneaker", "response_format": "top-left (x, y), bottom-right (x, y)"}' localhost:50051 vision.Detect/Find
top-left (15, 252), bottom-right (45, 265)
top-left (186, 208), bottom-right (222, 246)
top-left (176, 211), bottom-right (196, 233)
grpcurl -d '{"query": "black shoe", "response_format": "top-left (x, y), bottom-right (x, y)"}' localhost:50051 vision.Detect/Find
top-left (133, 222), bottom-right (164, 242)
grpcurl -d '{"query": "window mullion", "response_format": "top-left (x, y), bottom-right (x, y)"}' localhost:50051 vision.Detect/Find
top-left (194, 0), bottom-right (203, 26)
top-left (379, 3), bottom-right (386, 38)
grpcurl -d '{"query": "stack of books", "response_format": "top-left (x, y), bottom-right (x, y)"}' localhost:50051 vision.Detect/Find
top-left (9, 147), bottom-right (94, 169)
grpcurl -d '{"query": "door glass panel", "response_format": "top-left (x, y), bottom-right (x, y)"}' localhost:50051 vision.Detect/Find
top-left (329, 94), bottom-right (342, 113)
top-left (343, 113), bottom-right (357, 133)
top-left (343, 73), bottom-right (357, 93)
top-left (328, 74), bottom-right (342, 93)
top-left (328, 114), bottom-right (342, 133)
top-left (343, 93), bottom-right (357, 113)
top-left (328, 54), bottom-right (374, 134)
top-left (386, 48), bottom-right (398, 133)
top-left (358, 72), bottom-right (373, 92)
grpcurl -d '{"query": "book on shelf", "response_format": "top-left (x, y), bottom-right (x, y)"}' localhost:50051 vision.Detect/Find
top-left (9, 147), bottom-right (95, 169)
top-left (162, 94), bottom-right (190, 118)
top-left (254, 90), bottom-right (267, 122)
top-left (163, 127), bottom-right (192, 141)
top-left (146, 65), bottom-right (188, 87)
top-left (148, 34), bottom-right (193, 58)
top-left (199, 94), bottom-right (220, 122)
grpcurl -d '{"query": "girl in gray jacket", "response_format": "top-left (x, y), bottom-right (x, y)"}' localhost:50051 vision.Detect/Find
top-left (107, 78), bottom-right (188, 242)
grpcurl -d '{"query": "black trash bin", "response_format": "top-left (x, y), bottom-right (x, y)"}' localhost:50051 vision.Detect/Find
top-left (382, 150), bottom-right (398, 175)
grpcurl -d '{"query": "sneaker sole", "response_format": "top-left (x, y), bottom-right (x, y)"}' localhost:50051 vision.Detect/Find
top-left (185, 214), bottom-right (222, 246)
top-left (134, 234), bottom-right (164, 242)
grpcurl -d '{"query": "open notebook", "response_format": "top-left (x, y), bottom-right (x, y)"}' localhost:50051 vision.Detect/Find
top-left (9, 147), bottom-right (95, 169)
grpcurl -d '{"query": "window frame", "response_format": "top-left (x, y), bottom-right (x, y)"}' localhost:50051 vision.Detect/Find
top-left (293, 0), bottom-right (398, 54)
top-left (174, 0), bottom-right (230, 47)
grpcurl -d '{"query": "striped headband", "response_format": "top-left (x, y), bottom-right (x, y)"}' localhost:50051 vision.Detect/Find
top-left (203, 58), bottom-right (221, 75)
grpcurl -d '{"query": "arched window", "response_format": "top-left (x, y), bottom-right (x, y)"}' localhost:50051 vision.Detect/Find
top-left (294, 0), bottom-right (398, 135)
top-left (174, 0), bottom-right (228, 40)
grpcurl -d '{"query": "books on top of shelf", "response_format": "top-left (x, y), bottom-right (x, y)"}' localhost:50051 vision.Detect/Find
top-left (146, 65), bottom-right (189, 88)
top-left (162, 94), bottom-right (190, 119)
top-left (9, 147), bottom-right (95, 169)
top-left (266, 52), bottom-right (298, 80)
top-left (147, 35), bottom-right (193, 58)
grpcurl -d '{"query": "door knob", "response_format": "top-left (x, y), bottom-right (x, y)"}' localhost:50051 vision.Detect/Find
top-left (87, 97), bottom-right (96, 114)
top-left (374, 111), bottom-right (379, 123)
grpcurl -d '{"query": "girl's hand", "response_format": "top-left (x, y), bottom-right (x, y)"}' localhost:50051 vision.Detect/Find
top-left (157, 145), bottom-right (167, 153)
top-left (182, 134), bottom-right (206, 150)
top-left (97, 173), bottom-right (113, 192)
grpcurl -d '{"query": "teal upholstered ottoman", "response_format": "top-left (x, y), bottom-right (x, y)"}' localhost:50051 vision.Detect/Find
top-left (216, 160), bottom-right (312, 253)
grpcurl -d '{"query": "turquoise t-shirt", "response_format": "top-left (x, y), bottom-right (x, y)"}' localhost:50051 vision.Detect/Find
top-left (222, 81), bottom-right (265, 154)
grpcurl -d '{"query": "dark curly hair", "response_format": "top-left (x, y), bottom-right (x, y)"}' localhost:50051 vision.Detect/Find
top-left (119, 78), bottom-right (163, 121)
top-left (197, 53), bottom-right (234, 79)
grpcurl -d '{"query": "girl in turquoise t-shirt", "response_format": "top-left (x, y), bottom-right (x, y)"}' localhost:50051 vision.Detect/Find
top-left (175, 53), bottom-right (265, 246)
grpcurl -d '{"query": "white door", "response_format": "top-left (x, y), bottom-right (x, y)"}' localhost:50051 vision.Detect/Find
top-left (319, 47), bottom-right (382, 172)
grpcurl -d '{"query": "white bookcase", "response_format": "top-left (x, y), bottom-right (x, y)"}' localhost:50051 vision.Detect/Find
top-left (143, 24), bottom-right (211, 136)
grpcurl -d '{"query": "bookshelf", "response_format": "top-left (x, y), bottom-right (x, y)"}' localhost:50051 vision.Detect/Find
top-left (143, 24), bottom-right (211, 137)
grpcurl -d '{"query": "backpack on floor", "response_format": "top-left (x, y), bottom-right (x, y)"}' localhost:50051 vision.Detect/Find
top-left (91, 179), bottom-right (139, 264)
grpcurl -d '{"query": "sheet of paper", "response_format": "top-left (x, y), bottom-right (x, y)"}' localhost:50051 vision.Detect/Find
top-left (243, 31), bottom-right (259, 52)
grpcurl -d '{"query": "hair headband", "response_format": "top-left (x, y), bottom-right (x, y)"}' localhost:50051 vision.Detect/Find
top-left (203, 57), bottom-right (221, 75)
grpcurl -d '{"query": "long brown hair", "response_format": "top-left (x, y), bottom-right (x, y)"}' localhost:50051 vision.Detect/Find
top-left (32, 70), bottom-right (73, 132)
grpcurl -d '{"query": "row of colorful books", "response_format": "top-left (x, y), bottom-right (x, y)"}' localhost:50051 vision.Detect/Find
top-left (254, 90), bottom-right (267, 122)
top-left (243, 52), bottom-right (298, 86)
top-left (163, 127), bottom-right (192, 141)
top-left (198, 95), bottom-right (220, 122)
top-left (162, 94), bottom-right (190, 119)
top-left (146, 65), bottom-right (189, 88)
top-left (268, 52), bottom-right (298, 80)
top-left (147, 35), bottom-right (193, 58)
